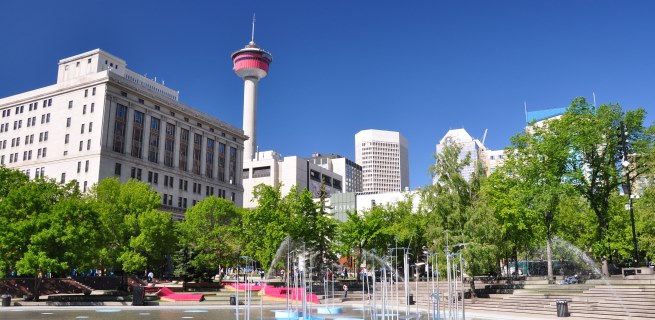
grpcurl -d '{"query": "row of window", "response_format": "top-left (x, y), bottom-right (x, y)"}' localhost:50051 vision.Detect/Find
top-left (112, 163), bottom-right (231, 198)
top-left (1, 99), bottom-right (53, 119)
top-left (1, 146), bottom-right (49, 164)
top-left (112, 103), bottom-right (238, 184)
top-left (0, 113), bottom-right (52, 135)
top-left (110, 162), bottom-right (235, 209)
top-left (161, 189), bottom-right (235, 210)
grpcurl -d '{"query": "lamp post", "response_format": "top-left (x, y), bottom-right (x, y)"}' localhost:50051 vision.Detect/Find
top-left (619, 121), bottom-right (639, 266)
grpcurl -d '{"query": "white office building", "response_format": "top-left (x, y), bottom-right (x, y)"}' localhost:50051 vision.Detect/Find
top-left (355, 129), bottom-right (409, 194)
top-left (434, 128), bottom-right (484, 183)
top-left (242, 151), bottom-right (344, 208)
top-left (0, 49), bottom-right (246, 219)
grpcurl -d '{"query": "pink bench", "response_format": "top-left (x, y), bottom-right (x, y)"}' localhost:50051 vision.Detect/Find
top-left (157, 287), bottom-right (204, 302)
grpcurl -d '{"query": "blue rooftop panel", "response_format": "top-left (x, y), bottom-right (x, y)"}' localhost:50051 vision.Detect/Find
top-left (526, 107), bottom-right (566, 124)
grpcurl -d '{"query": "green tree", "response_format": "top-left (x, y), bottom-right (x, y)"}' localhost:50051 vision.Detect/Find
top-left (421, 141), bottom-right (486, 266)
top-left (0, 166), bottom-right (31, 276)
top-left (89, 178), bottom-right (168, 274)
top-left (463, 193), bottom-right (500, 296)
top-left (635, 185), bottom-right (655, 261)
top-left (178, 197), bottom-right (241, 281)
top-left (500, 114), bottom-right (572, 279)
top-left (483, 171), bottom-right (534, 277)
top-left (560, 98), bottom-right (652, 262)
top-left (241, 184), bottom-right (290, 270)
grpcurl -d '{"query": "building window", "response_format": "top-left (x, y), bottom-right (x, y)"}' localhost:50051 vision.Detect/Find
top-left (66, 117), bottom-right (71, 127)
top-left (88, 122), bottom-right (92, 132)
top-left (206, 138), bottom-right (214, 178)
top-left (179, 128), bottom-right (189, 171)
top-left (79, 141), bottom-right (83, 151)
top-left (92, 87), bottom-right (96, 96)
top-left (84, 89), bottom-right (88, 97)
top-left (77, 161), bottom-right (81, 173)
top-left (81, 124), bottom-right (85, 134)
top-left (114, 163), bottom-right (122, 176)
top-left (42, 147), bottom-right (47, 158)
top-left (83, 105), bottom-right (87, 114)
top-left (87, 139), bottom-right (91, 150)
top-left (229, 147), bottom-right (237, 185)
top-left (68, 101), bottom-right (73, 109)
top-left (130, 167), bottom-right (142, 180)
top-left (83, 181), bottom-right (87, 192)
top-left (148, 117), bottom-right (160, 163)
top-left (90, 103), bottom-right (94, 113)
top-left (192, 133), bottom-right (202, 175)
top-left (60, 173), bottom-right (66, 184)
top-left (164, 123), bottom-right (175, 167)
top-left (113, 104), bottom-right (127, 153)
top-left (131, 111), bottom-right (144, 158)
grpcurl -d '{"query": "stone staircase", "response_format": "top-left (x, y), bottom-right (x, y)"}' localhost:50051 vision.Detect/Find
top-left (467, 276), bottom-right (655, 319)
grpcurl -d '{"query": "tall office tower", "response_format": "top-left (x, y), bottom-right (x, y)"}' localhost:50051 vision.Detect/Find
top-left (231, 22), bottom-right (272, 162)
top-left (434, 128), bottom-right (484, 183)
top-left (0, 49), bottom-right (247, 218)
top-left (355, 129), bottom-right (409, 194)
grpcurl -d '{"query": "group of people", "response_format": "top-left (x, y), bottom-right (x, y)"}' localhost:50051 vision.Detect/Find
top-left (71, 268), bottom-right (113, 278)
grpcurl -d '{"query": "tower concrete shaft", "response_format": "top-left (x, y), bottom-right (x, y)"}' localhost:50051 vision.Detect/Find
top-left (242, 76), bottom-right (259, 161)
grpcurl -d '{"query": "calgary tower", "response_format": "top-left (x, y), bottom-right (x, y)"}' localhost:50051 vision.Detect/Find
top-left (231, 16), bottom-right (272, 161)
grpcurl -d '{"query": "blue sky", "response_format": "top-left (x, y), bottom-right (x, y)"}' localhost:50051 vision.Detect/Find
top-left (1, 1), bottom-right (654, 188)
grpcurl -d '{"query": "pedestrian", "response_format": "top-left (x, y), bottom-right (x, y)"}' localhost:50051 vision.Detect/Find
top-left (147, 271), bottom-right (154, 283)
top-left (343, 284), bottom-right (348, 298)
top-left (260, 270), bottom-right (265, 280)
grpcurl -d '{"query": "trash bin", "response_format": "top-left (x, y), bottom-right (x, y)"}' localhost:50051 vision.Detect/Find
top-left (132, 286), bottom-right (145, 306)
top-left (407, 294), bottom-right (415, 305)
top-left (230, 295), bottom-right (236, 305)
top-left (1, 294), bottom-right (10, 307)
top-left (556, 300), bottom-right (569, 317)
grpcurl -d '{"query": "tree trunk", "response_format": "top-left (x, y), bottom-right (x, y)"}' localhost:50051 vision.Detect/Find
top-left (33, 274), bottom-right (41, 301)
top-left (546, 232), bottom-right (553, 281)
top-left (513, 247), bottom-right (519, 280)
top-left (470, 277), bottom-right (477, 299)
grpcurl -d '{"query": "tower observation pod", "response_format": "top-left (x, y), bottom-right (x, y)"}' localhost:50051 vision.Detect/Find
top-left (232, 27), bottom-right (272, 161)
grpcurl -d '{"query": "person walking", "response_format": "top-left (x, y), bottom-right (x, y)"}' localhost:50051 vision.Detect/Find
top-left (343, 284), bottom-right (349, 298)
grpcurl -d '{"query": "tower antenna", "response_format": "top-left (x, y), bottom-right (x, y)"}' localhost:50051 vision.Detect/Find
top-left (251, 13), bottom-right (256, 44)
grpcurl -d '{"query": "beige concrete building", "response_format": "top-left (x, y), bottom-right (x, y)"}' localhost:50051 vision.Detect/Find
top-left (0, 49), bottom-right (246, 219)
